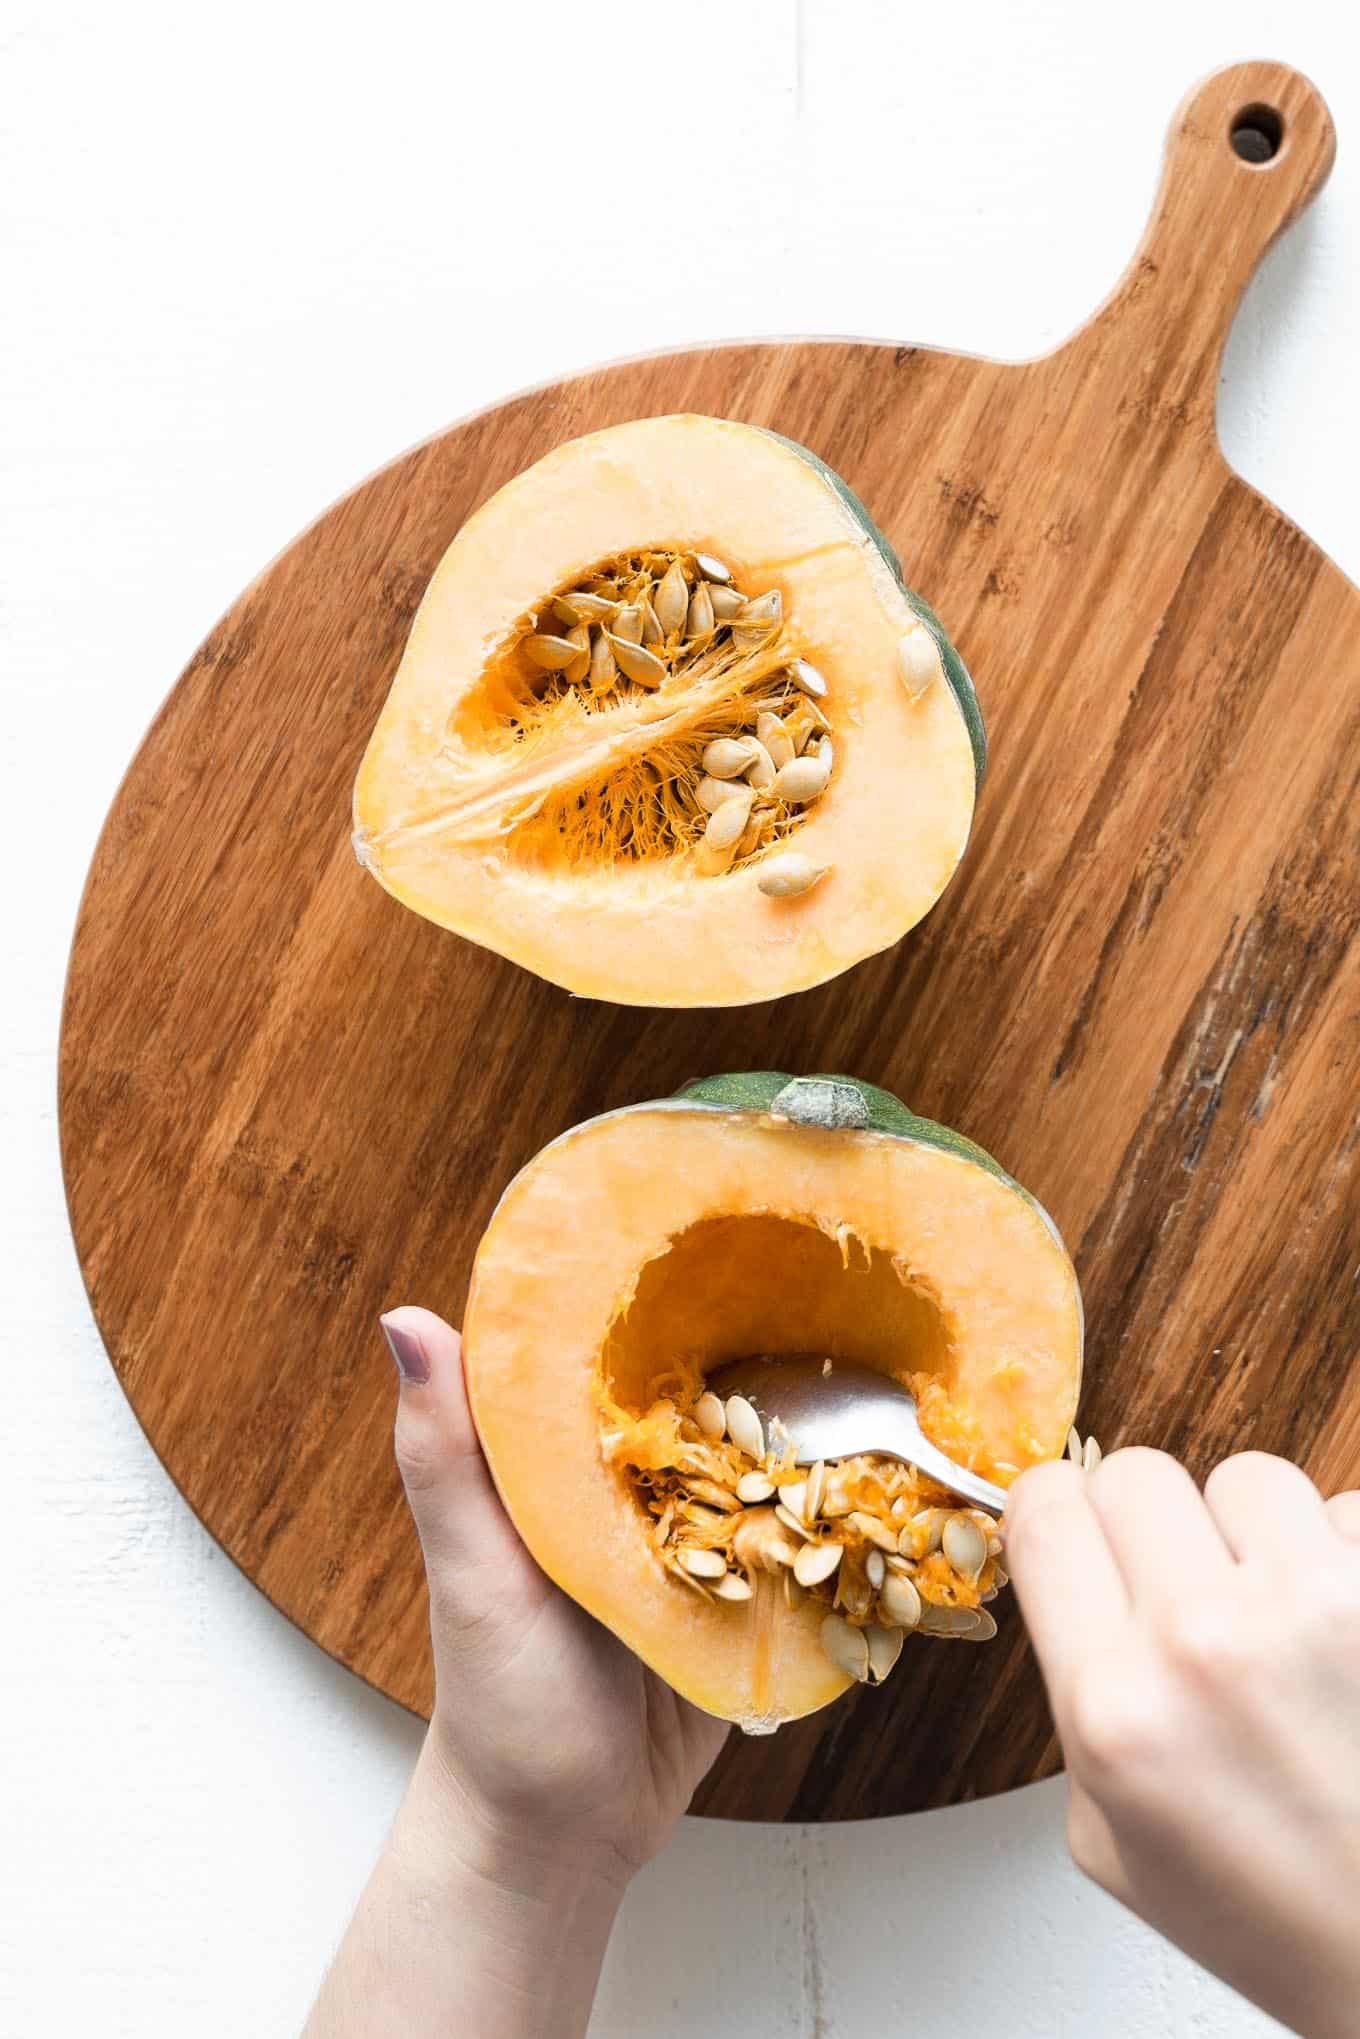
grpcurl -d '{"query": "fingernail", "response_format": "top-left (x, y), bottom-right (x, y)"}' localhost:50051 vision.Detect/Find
top-left (381, 1314), bottom-right (430, 1384)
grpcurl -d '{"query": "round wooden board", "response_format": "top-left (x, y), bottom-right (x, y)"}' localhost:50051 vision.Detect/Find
top-left (61, 63), bottom-right (1360, 1821)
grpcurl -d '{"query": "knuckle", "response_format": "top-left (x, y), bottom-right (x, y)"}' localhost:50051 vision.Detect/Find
top-left (1158, 1605), bottom-right (1251, 1686)
top-left (393, 1411), bottom-right (448, 1498)
top-left (1204, 1450), bottom-right (1280, 1500)
top-left (1067, 1671), bottom-right (1165, 1784)
top-left (1091, 1445), bottom-right (1180, 1492)
top-left (1003, 1464), bottom-right (1082, 1559)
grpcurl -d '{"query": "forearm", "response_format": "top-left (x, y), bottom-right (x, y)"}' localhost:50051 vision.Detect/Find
top-left (304, 1739), bottom-right (627, 2039)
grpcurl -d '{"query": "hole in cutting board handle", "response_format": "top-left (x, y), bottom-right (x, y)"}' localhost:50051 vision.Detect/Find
top-left (1230, 103), bottom-right (1284, 165)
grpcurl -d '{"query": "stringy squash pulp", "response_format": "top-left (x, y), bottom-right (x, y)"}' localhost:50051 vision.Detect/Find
top-left (463, 1075), bottom-right (1083, 1729)
top-left (353, 416), bottom-right (982, 1006)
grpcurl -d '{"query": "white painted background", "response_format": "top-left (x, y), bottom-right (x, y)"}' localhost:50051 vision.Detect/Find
top-left (5, 2), bottom-right (1356, 2031)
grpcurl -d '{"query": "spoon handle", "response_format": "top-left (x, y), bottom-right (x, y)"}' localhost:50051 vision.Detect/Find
top-left (883, 1421), bottom-right (1008, 1517)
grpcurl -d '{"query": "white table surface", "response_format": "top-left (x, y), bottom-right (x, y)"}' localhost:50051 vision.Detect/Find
top-left (6, 3), bottom-right (1356, 2031)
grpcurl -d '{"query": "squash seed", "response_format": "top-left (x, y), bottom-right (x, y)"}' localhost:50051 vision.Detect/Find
top-left (612, 603), bottom-right (644, 643)
top-left (677, 1547), bottom-right (727, 1579)
top-left (774, 1502), bottom-right (813, 1542)
top-left (1083, 1435), bottom-right (1103, 1472)
top-left (737, 807), bottom-right (769, 859)
top-left (815, 735), bottom-right (833, 772)
top-left (607, 634), bottom-right (667, 688)
top-left (789, 657), bottom-right (827, 699)
top-left (1067, 1426), bottom-right (1082, 1465)
top-left (772, 755), bottom-right (831, 804)
top-left (904, 1508), bottom-right (945, 1556)
top-left (987, 1533), bottom-right (1004, 1558)
top-left (639, 598), bottom-right (664, 647)
top-left (918, 1601), bottom-right (981, 1636)
top-left (736, 1471), bottom-right (775, 1504)
top-left (707, 583), bottom-right (746, 620)
top-left (588, 628), bottom-right (617, 694)
top-left (839, 1572), bottom-right (872, 1619)
top-left (565, 623), bottom-right (591, 684)
top-left (879, 1571), bottom-right (922, 1629)
top-left (757, 853), bottom-right (830, 899)
top-left (697, 774), bottom-right (753, 812)
top-left (803, 1460), bottom-right (827, 1522)
top-left (712, 1571), bottom-right (753, 1602)
top-left (743, 740), bottom-right (777, 792)
top-left (942, 1514), bottom-right (988, 1585)
top-left (694, 551), bottom-right (732, 584)
top-left (654, 560), bottom-right (690, 636)
top-left (701, 791), bottom-right (754, 856)
top-left (732, 1505), bottom-right (799, 1573)
top-left (687, 1478), bottom-right (742, 1514)
top-left (686, 581), bottom-right (716, 642)
top-left (848, 1510), bottom-right (898, 1554)
top-left (693, 1391), bottom-right (726, 1441)
top-left (525, 633), bottom-right (583, 671)
top-left (566, 590), bottom-right (618, 624)
top-left (724, 1394), bottom-right (765, 1460)
top-left (794, 1540), bottom-right (844, 1587)
top-left (819, 1613), bottom-right (870, 1682)
top-left (703, 737), bottom-right (759, 780)
top-left (897, 624), bottom-right (939, 700)
top-left (959, 1607), bottom-right (999, 1642)
top-left (865, 1624), bottom-right (904, 1684)
top-left (757, 712), bottom-right (795, 770)
top-left (779, 1479), bottom-right (808, 1520)
top-left (734, 589), bottom-right (782, 635)
top-left (552, 594), bottom-right (583, 626)
top-left (865, 1549), bottom-right (886, 1591)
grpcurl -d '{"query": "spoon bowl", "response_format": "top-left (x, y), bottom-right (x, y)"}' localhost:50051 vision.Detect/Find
top-left (706, 1355), bottom-right (1008, 1516)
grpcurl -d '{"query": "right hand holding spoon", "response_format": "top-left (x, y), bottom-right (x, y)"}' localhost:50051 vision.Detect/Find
top-left (1005, 1446), bottom-right (1360, 2039)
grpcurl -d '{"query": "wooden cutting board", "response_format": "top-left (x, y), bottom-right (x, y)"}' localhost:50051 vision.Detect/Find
top-left (60, 61), bottom-right (1360, 1821)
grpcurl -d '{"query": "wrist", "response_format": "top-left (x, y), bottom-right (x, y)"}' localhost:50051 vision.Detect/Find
top-left (401, 1734), bottom-right (634, 1910)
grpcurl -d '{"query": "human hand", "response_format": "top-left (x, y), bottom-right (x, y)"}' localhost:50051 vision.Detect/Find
top-left (1005, 1446), bottom-right (1360, 2039)
top-left (382, 1305), bottom-right (729, 1881)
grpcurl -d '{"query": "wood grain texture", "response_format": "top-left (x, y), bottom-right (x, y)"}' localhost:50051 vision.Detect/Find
top-left (60, 62), bottom-right (1357, 1821)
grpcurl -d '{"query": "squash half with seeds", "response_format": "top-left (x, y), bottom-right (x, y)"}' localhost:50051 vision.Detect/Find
top-left (464, 1073), bottom-right (1083, 1729)
top-left (353, 415), bottom-right (983, 1006)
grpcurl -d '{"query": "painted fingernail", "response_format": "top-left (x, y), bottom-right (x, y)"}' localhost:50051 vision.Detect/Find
top-left (381, 1314), bottom-right (430, 1384)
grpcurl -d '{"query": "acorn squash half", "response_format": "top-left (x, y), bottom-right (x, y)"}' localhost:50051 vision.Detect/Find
top-left (463, 1074), bottom-right (1082, 1730)
top-left (353, 415), bottom-right (982, 1007)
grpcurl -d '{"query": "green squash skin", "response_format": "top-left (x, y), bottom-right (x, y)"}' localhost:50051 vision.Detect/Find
top-left (756, 427), bottom-right (987, 787)
top-left (673, 1070), bottom-right (1017, 1192)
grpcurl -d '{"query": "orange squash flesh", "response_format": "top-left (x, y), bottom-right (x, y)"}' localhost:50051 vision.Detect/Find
top-left (352, 415), bottom-right (980, 1007)
top-left (464, 1092), bottom-right (1082, 1729)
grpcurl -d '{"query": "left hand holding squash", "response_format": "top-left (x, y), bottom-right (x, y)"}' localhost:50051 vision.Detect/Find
top-left (303, 1308), bottom-right (727, 2039)
top-left (381, 1304), bottom-right (729, 1873)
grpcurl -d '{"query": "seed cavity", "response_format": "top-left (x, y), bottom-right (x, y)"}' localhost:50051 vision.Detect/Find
top-left (604, 1358), bottom-right (1026, 1687)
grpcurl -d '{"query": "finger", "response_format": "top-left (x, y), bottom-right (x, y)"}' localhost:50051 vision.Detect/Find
top-left (383, 1307), bottom-right (523, 1579)
top-left (1326, 1491), bottom-right (1360, 1543)
top-left (1005, 1461), bottom-right (1132, 1720)
top-left (1202, 1450), bottom-right (1331, 1562)
top-left (1087, 1447), bottom-right (1234, 1604)
top-left (1065, 1779), bottom-right (1132, 1905)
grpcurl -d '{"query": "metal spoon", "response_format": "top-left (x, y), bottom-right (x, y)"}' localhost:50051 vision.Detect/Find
top-left (706, 1355), bottom-right (1007, 1516)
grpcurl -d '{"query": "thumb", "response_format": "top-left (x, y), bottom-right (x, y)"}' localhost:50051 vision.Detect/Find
top-left (382, 1306), bottom-right (523, 1587)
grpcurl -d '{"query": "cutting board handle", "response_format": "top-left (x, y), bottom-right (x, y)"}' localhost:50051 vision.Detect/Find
top-left (1070, 62), bottom-right (1336, 413)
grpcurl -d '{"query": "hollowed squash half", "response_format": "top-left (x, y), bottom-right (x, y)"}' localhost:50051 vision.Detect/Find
top-left (464, 1073), bottom-right (1082, 1729)
top-left (353, 415), bottom-right (983, 1007)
